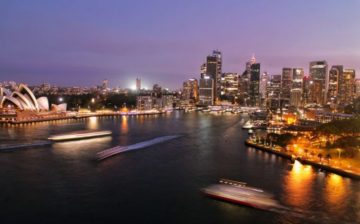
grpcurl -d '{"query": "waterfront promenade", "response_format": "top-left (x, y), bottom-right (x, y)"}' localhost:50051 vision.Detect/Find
top-left (0, 110), bottom-right (166, 125)
top-left (245, 139), bottom-right (360, 180)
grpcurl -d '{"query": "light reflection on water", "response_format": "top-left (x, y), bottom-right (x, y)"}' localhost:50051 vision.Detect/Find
top-left (52, 136), bottom-right (112, 156)
top-left (280, 160), bottom-right (360, 223)
top-left (87, 116), bottom-right (98, 130)
top-left (283, 160), bottom-right (316, 208)
top-left (0, 112), bottom-right (358, 224)
top-left (121, 116), bottom-right (129, 134)
top-left (323, 173), bottom-right (349, 215)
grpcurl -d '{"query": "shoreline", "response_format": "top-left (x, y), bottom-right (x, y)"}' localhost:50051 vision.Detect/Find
top-left (245, 140), bottom-right (360, 180)
top-left (0, 111), bottom-right (166, 125)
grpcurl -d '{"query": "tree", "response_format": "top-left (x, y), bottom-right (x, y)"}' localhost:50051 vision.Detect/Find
top-left (304, 149), bottom-right (309, 158)
top-left (344, 97), bottom-right (360, 114)
top-left (310, 151), bottom-right (315, 158)
top-left (271, 133), bottom-right (295, 147)
top-left (316, 117), bottom-right (360, 137)
top-left (318, 153), bottom-right (323, 162)
top-left (336, 148), bottom-right (343, 159)
top-left (325, 154), bottom-right (332, 164)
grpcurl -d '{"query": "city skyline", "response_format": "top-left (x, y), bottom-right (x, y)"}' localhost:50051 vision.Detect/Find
top-left (1, 0), bottom-right (360, 89)
top-left (1, 1), bottom-right (359, 223)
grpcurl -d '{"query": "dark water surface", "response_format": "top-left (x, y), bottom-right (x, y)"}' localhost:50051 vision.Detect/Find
top-left (0, 112), bottom-right (359, 223)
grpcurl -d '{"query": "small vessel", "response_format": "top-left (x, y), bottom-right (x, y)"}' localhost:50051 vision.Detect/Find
top-left (202, 179), bottom-right (283, 211)
top-left (242, 120), bottom-right (254, 129)
top-left (209, 106), bottom-right (222, 112)
top-left (165, 108), bottom-right (174, 113)
top-left (48, 130), bottom-right (112, 142)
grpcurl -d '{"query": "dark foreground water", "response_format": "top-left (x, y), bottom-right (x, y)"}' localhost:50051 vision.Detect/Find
top-left (0, 112), bottom-right (359, 224)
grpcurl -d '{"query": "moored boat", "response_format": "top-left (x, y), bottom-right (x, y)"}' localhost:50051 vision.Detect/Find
top-left (242, 120), bottom-right (254, 129)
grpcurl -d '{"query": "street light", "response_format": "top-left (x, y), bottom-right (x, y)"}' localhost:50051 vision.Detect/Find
top-left (91, 98), bottom-right (95, 103)
top-left (336, 148), bottom-right (343, 159)
top-left (58, 97), bottom-right (63, 103)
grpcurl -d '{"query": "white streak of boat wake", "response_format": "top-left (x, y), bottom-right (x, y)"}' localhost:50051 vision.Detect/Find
top-left (0, 141), bottom-right (52, 151)
top-left (97, 135), bottom-right (181, 161)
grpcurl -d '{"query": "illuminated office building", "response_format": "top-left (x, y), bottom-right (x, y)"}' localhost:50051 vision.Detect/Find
top-left (182, 78), bottom-right (199, 104)
top-left (281, 68), bottom-right (292, 106)
top-left (220, 73), bottom-right (239, 102)
top-left (290, 68), bottom-right (304, 107)
top-left (249, 62), bottom-right (261, 106)
top-left (309, 61), bottom-right (328, 105)
top-left (199, 76), bottom-right (214, 106)
top-left (328, 65), bottom-right (342, 106)
top-left (259, 72), bottom-right (268, 106)
top-left (339, 69), bottom-right (356, 103)
top-left (202, 50), bottom-right (222, 104)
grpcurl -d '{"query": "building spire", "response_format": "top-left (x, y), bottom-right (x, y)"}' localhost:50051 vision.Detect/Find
top-left (251, 54), bottom-right (256, 64)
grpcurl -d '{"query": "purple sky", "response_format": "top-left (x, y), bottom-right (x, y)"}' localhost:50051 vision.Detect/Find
top-left (1, 0), bottom-right (359, 89)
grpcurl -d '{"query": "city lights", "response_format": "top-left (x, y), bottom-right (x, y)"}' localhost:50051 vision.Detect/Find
top-left (0, 1), bottom-right (359, 223)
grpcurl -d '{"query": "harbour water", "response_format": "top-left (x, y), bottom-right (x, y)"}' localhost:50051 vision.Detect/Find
top-left (0, 111), bottom-right (359, 223)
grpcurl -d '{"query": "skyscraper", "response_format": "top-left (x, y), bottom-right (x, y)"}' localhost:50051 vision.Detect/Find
top-left (199, 76), bottom-right (214, 106)
top-left (239, 72), bottom-right (249, 105)
top-left (239, 55), bottom-right (256, 106)
top-left (267, 74), bottom-right (281, 110)
top-left (200, 63), bottom-right (207, 79)
top-left (356, 79), bottom-right (360, 99)
top-left (290, 68), bottom-right (304, 107)
top-left (248, 62), bottom-right (261, 107)
top-left (281, 68), bottom-right (292, 106)
top-left (182, 78), bottom-right (199, 105)
top-left (339, 69), bottom-right (356, 103)
top-left (328, 65), bottom-right (343, 106)
top-left (309, 61), bottom-right (328, 105)
top-left (259, 72), bottom-right (268, 106)
top-left (202, 50), bottom-right (222, 104)
top-left (302, 75), bottom-right (311, 106)
top-left (136, 78), bottom-right (141, 91)
top-left (220, 72), bottom-right (239, 103)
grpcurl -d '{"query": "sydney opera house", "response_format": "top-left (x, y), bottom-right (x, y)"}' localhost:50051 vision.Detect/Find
top-left (0, 84), bottom-right (67, 123)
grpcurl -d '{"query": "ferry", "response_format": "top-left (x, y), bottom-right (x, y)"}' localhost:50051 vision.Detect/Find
top-left (202, 108), bottom-right (211, 112)
top-left (209, 106), bottom-right (223, 112)
top-left (165, 108), bottom-right (174, 113)
top-left (202, 179), bottom-right (283, 211)
top-left (48, 130), bottom-right (112, 142)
